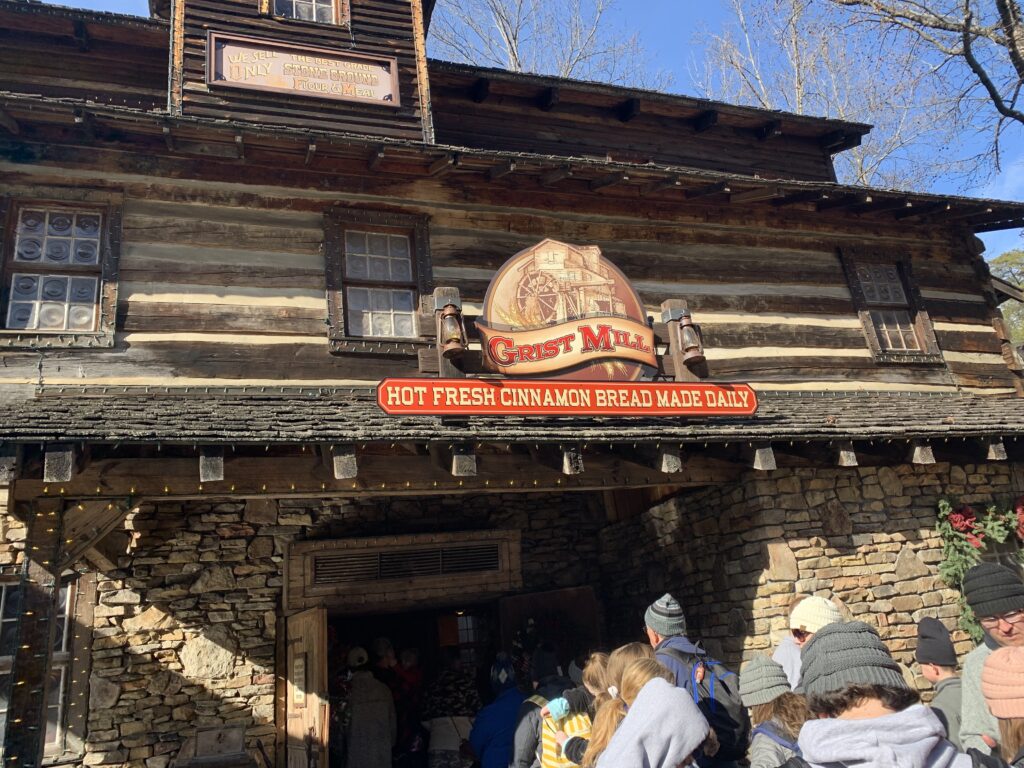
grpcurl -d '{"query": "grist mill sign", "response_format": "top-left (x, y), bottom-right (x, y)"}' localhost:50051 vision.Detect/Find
top-left (207, 33), bottom-right (400, 105)
top-left (378, 239), bottom-right (758, 417)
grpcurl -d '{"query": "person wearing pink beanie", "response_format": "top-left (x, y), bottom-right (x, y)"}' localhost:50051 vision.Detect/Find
top-left (981, 646), bottom-right (1024, 767)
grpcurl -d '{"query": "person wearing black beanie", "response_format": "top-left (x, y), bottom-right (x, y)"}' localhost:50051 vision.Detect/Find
top-left (916, 617), bottom-right (962, 748)
top-left (960, 562), bottom-right (1024, 755)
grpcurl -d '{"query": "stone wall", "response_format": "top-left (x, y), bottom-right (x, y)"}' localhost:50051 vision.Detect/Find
top-left (82, 491), bottom-right (604, 767)
top-left (600, 461), bottom-right (1024, 671)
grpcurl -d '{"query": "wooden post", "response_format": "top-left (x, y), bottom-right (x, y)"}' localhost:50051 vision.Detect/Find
top-left (751, 443), bottom-right (777, 471)
top-left (43, 444), bottom-right (77, 483)
top-left (909, 440), bottom-right (936, 465)
top-left (561, 446), bottom-right (585, 476)
top-left (984, 437), bottom-right (1008, 461)
top-left (836, 441), bottom-right (859, 467)
top-left (199, 446), bottom-right (225, 482)
top-left (450, 445), bottom-right (477, 477)
top-left (327, 445), bottom-right (358, 480)
top-left (3, 498), bottom-right (63, 768)
top-left (658, 447), bottom-right (684, 475)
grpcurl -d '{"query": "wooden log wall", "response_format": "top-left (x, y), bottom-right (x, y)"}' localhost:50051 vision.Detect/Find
top-left (176, 0), bottom-right (427, 140)
top-left (429, 71), bottom-right (838, 183)
top-left (0, 161), bottom-right (1016, 396)
top-left (0, 6), bottom-right (167, 112)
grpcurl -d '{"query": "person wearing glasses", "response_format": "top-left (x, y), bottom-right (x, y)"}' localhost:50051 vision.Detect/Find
top-left (960, 563), bottom-right (1024, 755)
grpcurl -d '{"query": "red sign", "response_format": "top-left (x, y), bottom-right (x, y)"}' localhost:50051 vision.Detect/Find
top-left (377, 379), bottom-right (758, 417)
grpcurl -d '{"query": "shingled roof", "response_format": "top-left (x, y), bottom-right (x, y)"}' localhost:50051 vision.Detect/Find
top-left (2, 387), bottom-right (1022, 444)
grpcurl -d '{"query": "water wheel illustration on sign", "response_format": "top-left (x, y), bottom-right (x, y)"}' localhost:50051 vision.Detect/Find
top-left (516, 268), bottom-right (563, 325)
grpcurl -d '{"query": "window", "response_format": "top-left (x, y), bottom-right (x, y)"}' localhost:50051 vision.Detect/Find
top-left (839, 248), bottom-right (941, 364)
top-left (0, 195), bottom-right (121, 348)
top-left (268, 0), bottom-right (348, 24)
top-left (0, 581), bottom-right (22, 749)
top-left (324, 210), bottom-right (431, 351)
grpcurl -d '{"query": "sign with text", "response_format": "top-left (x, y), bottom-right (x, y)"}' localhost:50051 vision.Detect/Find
top-left (476, 239), bottom-right (657, 381)
top-left (377, 379), bottom-right (759, 417)
top-left (207, 33), bottom-right (400, 106)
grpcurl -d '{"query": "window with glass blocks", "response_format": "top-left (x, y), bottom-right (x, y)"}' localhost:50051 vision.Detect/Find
top-left (1, 199), bottom-right (119, 347)
top-left (272, 0), bottom-right (348, 24)
top-left (840, 249), bottom-right (941, 364)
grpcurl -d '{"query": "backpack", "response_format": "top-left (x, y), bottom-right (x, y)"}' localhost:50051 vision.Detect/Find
top-left (528, 695), bottom-right (593, 768)
top-left (752, 721), bottom-right (801, 756)
top-left (657, 647), bottom-right (752, 761)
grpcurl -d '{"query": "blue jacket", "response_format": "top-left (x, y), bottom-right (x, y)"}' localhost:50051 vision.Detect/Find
top-left (469, 686), bottom-right (526, 768)
top-left (654, 635), bottom-right (706, 688)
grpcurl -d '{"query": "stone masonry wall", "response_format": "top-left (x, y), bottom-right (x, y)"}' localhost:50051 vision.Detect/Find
top-left (83, 491), bottom-right (604, 768)
top-left (600, 461), bottom-right (1024, 672)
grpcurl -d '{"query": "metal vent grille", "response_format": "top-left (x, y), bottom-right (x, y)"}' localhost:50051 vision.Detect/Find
top-left (312, 543), bottom-right (500, 586)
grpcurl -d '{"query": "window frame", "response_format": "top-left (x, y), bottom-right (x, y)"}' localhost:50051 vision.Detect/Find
top-left (42, 571), bottom-right (96, 764)
top-left (0, 191), bottom-right (122, 349)
top-left (324, 208), bottom-right (432, 354)
top-left (839, 246), bottom-right (943, 365)
top-left (258, 0), bottom-right (350, 27)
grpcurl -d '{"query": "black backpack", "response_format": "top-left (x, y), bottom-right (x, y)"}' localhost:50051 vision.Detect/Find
top-left (658, 647), bottom-right (752, 761)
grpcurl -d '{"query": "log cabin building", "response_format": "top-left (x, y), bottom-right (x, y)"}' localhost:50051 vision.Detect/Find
top-left (1, 0), bottom-right (1024, 766)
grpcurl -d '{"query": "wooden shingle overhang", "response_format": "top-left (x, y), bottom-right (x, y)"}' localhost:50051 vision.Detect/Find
top-left (2, 91), bottom-right (1023, 232)
top-left (1, 387), bottom-right (1022, 445)
top-left (0, 0), bottom-right (167, 39)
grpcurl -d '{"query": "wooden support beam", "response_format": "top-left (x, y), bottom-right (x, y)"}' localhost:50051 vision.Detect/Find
top-left (730, 185), bottom-right (782, 204)
top-left (617, 98), bottom-right (641, 122)
top-left (561, 446), bottom-right (585, 475)
top-left (0, 106), bottom-right (19, 135)
top-left (756, 120), bottom-right (782, 140)
top-left (60, 499), bottom-right (132, 568)
top-left (450, 445), bottom-right (477, 477)
top-left (773, 190), bottom-right (828, 207)
top-left (304, 140), bottom-right (317, 167)
top-left (44, 443), bottom-right (77, 483)
top-left (199, 446), bottom-right (225, 482)
top-left (894, 200), bottom-right (949, 220)
top-left (428, 154), bottom-right (456, 177)
top-left (657, 446), bottom-right (684, 475)
top-left (851, 197), bottom-right (912, 215)
top-left (817, 194), bottom-right (871, 211)
top-left (684, 181), bottom-right (731, 199)
top-left (0, 444), bottom-right (20, 485)
top-left (469, 77), bottom-right (490, 103)
top-left (537, 87), bottom-right (560, 111)
top-left (541, 166), bottom-right (573, 187)
top-left (368, 147), bottom-right (386, 171)
top-left (751, 443), bottom-right (777, 471)
top-left (234, 133), bottom-right (245, 161)
top-left (643, 177), bottom-right (683, 196)
top-left (327, 444), bottom-right (358, 480)
top-left (692, 110), bottom-right (718, 132)
top-left (984, 437), bottom-right (1008, 461)
top-left (590, 172), bottom-right (629, 191)
top-left (835, 441), bottom-right (859, 467)
top-left (73, 109), bottom-right (95, 140)
top-left (488, 160), bottom-right (516, 181)
top-left (909, 440), bottom-right (936, 465)
top-left (161, 122), bottom-right (174, 151)
top-left (820, 130), bottom-right (861, 152)
top-left (974, 217), bottom-right (1024, 233)
top-left (942, 205), bottom-right (995, 222)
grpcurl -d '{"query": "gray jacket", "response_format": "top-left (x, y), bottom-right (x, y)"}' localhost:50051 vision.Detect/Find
top-left (748, 726), bottom-right (797, 768)
top-left (961, 641), bottom-right (999, 754)
top-left (345, 671), bottom-right (397, 768)
top-left (930, 677), bottom-right (963, 750)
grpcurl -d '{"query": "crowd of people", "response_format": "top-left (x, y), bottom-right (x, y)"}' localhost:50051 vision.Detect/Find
top-left (331, 560), bottom-right (1024, 768)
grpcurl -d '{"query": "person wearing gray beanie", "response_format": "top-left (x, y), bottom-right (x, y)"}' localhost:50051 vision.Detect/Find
top-left (795, 621), bottom-right (971, 768)
top-left (960, 562), bottom-right (1024, 755)
top-left (916, 617), bottom-right (962, 749)
top-left (740, 657), bottom-right (809, 768)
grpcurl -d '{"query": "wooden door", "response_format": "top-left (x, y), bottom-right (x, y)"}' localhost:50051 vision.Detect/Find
top-left (286, 608), bottom-right (328, 768)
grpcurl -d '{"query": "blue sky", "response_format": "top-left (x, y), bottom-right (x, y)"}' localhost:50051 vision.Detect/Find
top-left (53, 0), bottom-right (1023, 256)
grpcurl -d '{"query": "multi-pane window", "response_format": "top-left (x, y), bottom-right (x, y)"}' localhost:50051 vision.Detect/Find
top-left (271, 0), bottom-right (347, 23)
top-left (0, 581), bottom-right (23, 754)
top-left (853, 264), bottom-right (921, 353)
top-left (5, 207), bottom-right (101, 333)
top-left (46, 582), bottom-right (71, 748)
top-left (343, 231), bottom-right (416, 339)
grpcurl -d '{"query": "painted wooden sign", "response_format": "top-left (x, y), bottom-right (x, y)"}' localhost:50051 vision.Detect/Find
top-left (475, 239), bottom-right (657, 381)
top-left (377, 379), bottom-right (758, 417)
top-left (207, 33), bottom-right (400, 106)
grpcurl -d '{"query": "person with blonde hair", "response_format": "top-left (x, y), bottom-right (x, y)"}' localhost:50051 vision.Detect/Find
top-left (595, 657), bottom-right (711, 768)
top-left (979, 646), bottom-right (1024, 767)
top-left (550, 652), bottom-right (609, 765)
top-left (739, 657), bottom-right (810, 768)
top-left (581, 643), bottom-right (654, 768)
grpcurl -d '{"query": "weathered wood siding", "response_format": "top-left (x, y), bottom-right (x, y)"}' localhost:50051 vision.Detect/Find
top-left (0, 167), bottom-right (1014, 396)
top-left (0, 4), bottom-right (167, 111)
top-left (430, 69), bottom-right (839, 182)
top-left (175, 0), bottom-right (427, 140)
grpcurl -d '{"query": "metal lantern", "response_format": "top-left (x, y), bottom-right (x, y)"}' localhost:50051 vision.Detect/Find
top-left (678, 310), bottom-right (705, 367)
top-left (438, 302), bottom-right (467, 359)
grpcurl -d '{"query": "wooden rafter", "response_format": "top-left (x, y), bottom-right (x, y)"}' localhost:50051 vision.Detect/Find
top-left (691, 110), bottom-right (718, 132)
